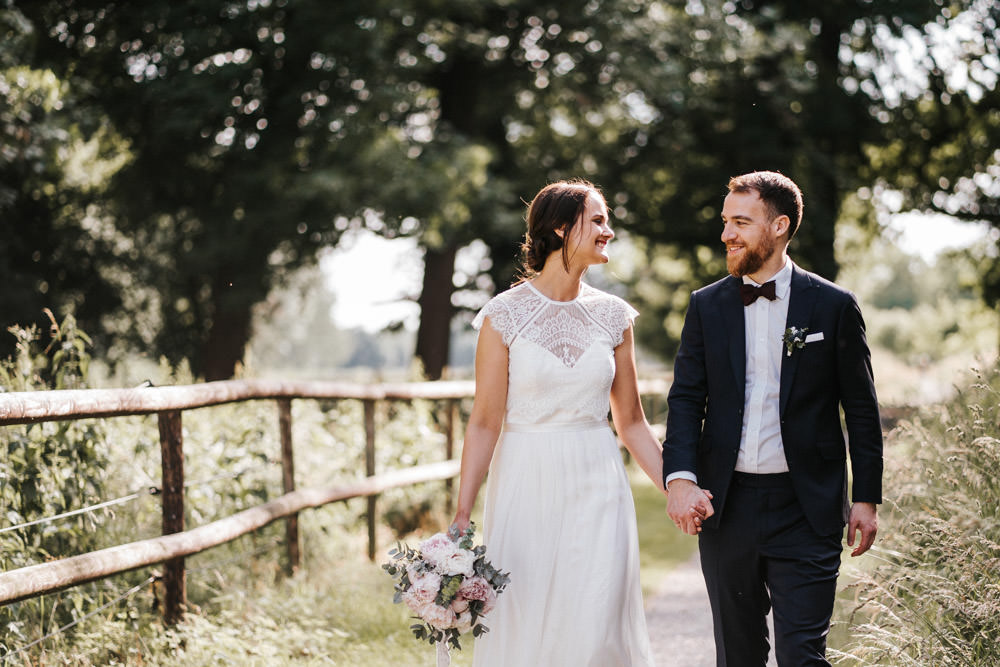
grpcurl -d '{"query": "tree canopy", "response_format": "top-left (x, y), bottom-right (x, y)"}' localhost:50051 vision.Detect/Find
top-left (2, 0), bottom-right (996, 378)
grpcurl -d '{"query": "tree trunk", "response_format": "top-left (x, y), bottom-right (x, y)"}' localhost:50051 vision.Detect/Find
top-left (804, 177), bottom-right (840, 280)
top-left (200, 288), bottom-right (252, 381)
top-left (415, 245), bottom-right (458, 380)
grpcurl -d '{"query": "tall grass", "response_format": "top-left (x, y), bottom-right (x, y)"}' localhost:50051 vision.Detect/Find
top-left (832, 365), bottom-right (1000, 665)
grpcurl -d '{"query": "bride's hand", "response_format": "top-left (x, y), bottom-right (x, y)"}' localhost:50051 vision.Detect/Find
top-left (695, 488), bottom-right (714, 518)
top-left (451, 513), bottom-right (471, 534)
top-left (667, 480), bottom-right (713, 534)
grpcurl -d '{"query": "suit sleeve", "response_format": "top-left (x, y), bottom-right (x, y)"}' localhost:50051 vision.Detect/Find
top-left (663, 291), bottom-right (709, 486)
top-left (836, 294), bottom-right (883, 504)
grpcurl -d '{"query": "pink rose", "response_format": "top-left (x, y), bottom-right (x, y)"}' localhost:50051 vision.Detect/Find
top-left (455, 611), bottom-right (474, 633)
top-left (419, 532), bottom-right (476, 577)
top-left (402, 568), bottom-right (441, 613)
top-left (419, 532), bottom-right (454, 554)
top-left (419, 533), bottom-right (460, 570)
top-left (458, 576), bottom-right (497, 614)
top-left (418, 601), bottom-right (458, 629)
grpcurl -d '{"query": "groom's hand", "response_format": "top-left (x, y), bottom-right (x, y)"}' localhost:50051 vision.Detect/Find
top-left (667, 479), bottom-right (714, 535)
top-left (847, 502), bottom-right (878, 556)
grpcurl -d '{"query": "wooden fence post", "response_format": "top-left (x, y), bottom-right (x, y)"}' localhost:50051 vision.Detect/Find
top-left (364, 399), bottom-right (377, 561)
top-left (278, 399), bottom-right (300, 575)
top-left (158, 410), bottom-right (185, 625)
top-left (444, 399), bottom-right (457, 514)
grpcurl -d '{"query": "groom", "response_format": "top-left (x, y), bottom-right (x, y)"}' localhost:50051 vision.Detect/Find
top-left (663, 171), bottom-right (883, 666)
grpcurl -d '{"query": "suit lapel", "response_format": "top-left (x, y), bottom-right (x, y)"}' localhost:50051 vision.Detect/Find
top-left (780, 265), bottom-right (818, 415)
top-left (718, 276), bottom-right (746, 389)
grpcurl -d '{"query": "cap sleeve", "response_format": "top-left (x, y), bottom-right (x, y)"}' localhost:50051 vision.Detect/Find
top-left (570, 284), bottom-right (639, 348)
top-left (471, 300), bottom-right (497, 331)
top-left (609, 296), bottom-right (639, 347)
top-left (472, 296), bottom-right (515, 346)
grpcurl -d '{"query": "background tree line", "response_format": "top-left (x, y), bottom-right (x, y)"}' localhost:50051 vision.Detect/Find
top-left (2, 0), bottom-right (997, 380)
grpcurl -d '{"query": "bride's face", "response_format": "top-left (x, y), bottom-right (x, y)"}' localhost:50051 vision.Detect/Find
top-left (563, 192), bottom-right (614, 268)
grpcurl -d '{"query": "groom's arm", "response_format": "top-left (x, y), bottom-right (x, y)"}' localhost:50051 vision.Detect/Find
top-left (664, 290), bottom-right (709, 483)
top-left (835, 292), bottom-right (882, 556)
top-left (835, 293), bottom-right (883, 504)
top-left (663, 292), bottom-right (715, 533)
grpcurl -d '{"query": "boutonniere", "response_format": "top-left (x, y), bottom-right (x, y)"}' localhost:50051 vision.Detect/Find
top-left (782, 326), bottom-right (809, 357)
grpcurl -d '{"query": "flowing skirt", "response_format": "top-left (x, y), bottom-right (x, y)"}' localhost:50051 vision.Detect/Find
top-left (472, 424), bottom-right (654, 666)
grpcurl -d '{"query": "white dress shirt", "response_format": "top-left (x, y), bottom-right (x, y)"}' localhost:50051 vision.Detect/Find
top-left (735, 258), bottom-right (791, 473)
top-left (666, 258), bottom-right (792, 486)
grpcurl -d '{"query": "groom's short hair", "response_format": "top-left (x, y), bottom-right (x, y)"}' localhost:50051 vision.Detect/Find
top-left (728, 171), bottom-right (804, 240)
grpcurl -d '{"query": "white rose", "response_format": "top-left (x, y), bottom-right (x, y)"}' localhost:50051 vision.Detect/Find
top-left (441, 548), bottom-right (476, 577)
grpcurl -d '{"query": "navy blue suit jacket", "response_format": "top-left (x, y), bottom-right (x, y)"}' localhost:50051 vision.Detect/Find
top-left (663, 263), bottom-right (883, 535)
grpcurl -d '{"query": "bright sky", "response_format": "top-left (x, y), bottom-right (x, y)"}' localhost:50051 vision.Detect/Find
top-left (321, 231), bottom-right (422, 332)
top-left (324, 213), bottom-right (990, 332)
top-left (886, 211), bottom-right (990, 261)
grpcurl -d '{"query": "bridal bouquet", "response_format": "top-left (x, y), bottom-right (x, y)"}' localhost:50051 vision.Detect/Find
top-left (383, 523), bottom-right (509, 653)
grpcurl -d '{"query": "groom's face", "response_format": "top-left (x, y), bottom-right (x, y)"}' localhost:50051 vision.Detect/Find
top-left (721, 190), bottom-right (778, 278)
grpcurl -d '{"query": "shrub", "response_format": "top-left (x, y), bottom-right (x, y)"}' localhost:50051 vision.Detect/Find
top-left (0, 314), bottom-right (118, 637)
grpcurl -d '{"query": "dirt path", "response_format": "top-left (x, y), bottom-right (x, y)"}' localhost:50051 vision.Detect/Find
top-left (645, 552), bottom-right (777, 667)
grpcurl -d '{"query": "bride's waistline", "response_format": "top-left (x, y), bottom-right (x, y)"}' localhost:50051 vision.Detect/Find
top-left (501, 419), bottom-right (609, 434)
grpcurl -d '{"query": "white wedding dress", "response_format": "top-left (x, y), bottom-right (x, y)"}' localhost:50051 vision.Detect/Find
top-left (471, 281), bottom-right (655, 667)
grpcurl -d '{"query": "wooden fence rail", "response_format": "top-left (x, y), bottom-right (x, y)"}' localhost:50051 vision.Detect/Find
top-left (0, 459), bottom-right (459, 606)
top-left (0, 379), bottom-right (477, 426)
top-left (0, 377), bottom-right (669, 626)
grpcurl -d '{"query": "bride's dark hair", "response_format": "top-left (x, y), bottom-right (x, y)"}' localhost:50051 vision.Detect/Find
top-left (517, 179), bottom-right (604, 281)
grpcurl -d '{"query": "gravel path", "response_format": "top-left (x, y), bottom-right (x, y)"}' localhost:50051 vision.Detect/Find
top-left (645, 552), bottom-right (777, 667)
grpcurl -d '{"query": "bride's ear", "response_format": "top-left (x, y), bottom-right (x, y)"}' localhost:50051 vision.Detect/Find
top-left (554, 226), bottom-right (565, 239)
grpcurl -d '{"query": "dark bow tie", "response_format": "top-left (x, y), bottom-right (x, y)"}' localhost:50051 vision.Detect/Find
top-left (741, 280), bottom-right (777, 306)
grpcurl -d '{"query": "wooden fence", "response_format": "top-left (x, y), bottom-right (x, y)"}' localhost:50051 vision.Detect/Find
top-left (0, 377), bottom-right (669, 626)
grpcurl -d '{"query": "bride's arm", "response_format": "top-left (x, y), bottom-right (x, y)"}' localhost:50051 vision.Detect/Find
top-left (452, 317), bottom-right (508, 532)
top-left (611, 325), bottom-right (714, 531)
top-left (610, 325), bottom-right (666, 492)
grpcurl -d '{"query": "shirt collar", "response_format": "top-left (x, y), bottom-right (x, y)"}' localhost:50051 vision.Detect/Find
top-left (742, 257), bottom-right (792, 300)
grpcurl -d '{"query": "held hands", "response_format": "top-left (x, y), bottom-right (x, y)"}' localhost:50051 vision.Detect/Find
top-left (666, 479), bottom-right (715, 535)
top-left (847, 502), bottom-right (878, 556)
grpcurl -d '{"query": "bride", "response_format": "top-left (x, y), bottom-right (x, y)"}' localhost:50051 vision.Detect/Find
top-left (452, 179), bottom-right (713, 666)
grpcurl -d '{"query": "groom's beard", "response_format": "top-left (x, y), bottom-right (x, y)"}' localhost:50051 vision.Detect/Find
top-left (727, 232), bottom-right (777, 278)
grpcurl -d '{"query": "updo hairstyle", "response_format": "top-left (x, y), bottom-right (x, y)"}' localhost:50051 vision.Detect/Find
top-left (519, 179), bottom-right (604, 278)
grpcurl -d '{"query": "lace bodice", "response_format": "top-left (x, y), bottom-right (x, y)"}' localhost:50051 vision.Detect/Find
top-left (473, 281), bottom-right (638, 425)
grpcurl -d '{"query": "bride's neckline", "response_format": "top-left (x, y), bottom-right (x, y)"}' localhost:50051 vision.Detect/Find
top-left (526, 280), bottom-right (587, 303)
